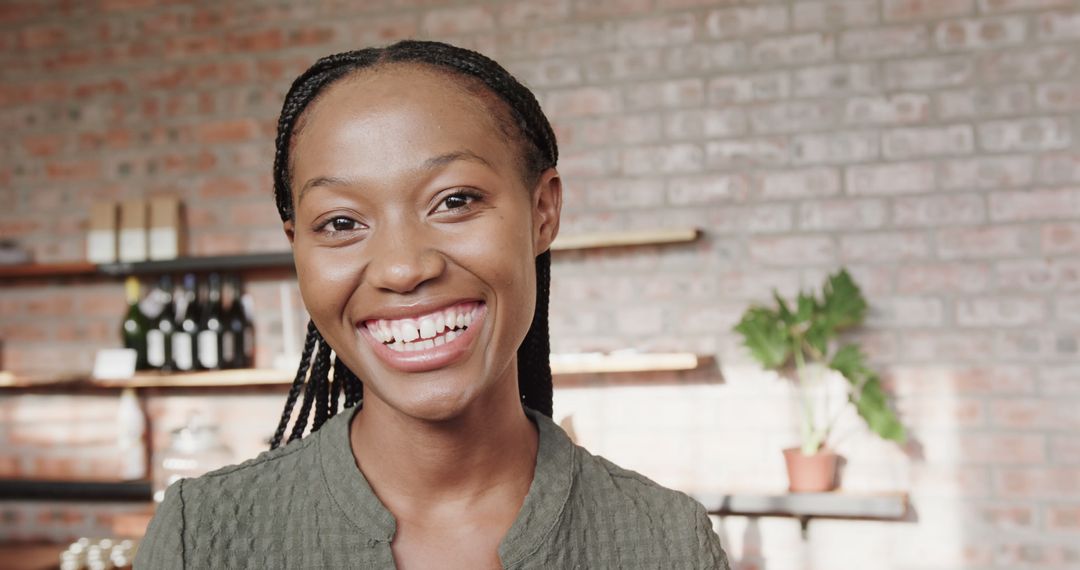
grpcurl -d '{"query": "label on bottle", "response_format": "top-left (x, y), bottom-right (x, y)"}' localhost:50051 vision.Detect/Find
top-left (198, 330), bottom-right (219, 368)
top-left (173, 334), bottom-right (193, 370)
top-left (147, 330), bottom-right (166, 367)
top-left (221, 331), bottom-right (235, 365)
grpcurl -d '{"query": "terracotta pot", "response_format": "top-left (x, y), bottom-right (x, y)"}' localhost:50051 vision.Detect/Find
top-left (782, 447), bottom-right (839, 492)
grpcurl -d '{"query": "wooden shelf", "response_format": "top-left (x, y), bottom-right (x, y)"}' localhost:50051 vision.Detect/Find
top-left (0, 353), bottom-right (704, 390)
top-left (549, 352), bottom-right (701, 374)
top-left (0, 261), bottom-right (97, 278)
top-left (550, 228), bottom-right (700, 251)
top-left (0, 228), bottom-right (701, 281)
top-left (0, 478), bottom-right (152, 502)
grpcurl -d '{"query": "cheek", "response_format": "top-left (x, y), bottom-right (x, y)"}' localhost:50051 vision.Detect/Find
top-left (452, 213), bottom-right (537, 341)
top-left (294, 242), bottom-right (361, 333)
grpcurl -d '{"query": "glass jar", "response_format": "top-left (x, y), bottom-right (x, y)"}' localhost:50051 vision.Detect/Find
top-left (152, 412), bottom-right (233, 503)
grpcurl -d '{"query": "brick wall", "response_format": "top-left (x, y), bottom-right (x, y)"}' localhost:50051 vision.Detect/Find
top-left (1, 0), bottom-right (1078, 566)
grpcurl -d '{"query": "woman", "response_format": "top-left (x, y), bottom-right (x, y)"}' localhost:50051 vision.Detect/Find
top-left (136, 40), bottom-right (729, 569)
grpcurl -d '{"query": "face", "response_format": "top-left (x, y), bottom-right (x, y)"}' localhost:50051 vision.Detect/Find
top-left (284, 64), bottom-right (561, 422)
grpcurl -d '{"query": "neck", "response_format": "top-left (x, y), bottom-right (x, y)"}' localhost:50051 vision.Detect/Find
top-left (348, 374), bottom-right (539, 520)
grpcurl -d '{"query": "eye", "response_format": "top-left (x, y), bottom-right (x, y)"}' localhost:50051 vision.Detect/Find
top-left (314, 215), bottom-right (364, 236)
top-left (433, 190), bottom-right (481, 214)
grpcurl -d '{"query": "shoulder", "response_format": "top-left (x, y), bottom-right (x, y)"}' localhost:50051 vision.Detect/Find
top-left (571, 446), bottom-right (702, 524)
top-left (134, 435), bottom-right (322, 568)
top-left (567, 446), bottom-right (730, 569)
top-left (183, 432), bottom-right (322, 500)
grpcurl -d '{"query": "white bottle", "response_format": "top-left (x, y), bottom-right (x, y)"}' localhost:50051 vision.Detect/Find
top-left (117, 388), bottom-right (147, 480)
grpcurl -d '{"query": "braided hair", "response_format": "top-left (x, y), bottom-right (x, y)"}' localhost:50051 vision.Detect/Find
top-left (269, 40), bottom-right (558, 450)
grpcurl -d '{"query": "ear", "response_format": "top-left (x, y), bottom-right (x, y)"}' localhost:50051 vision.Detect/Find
top-left (532, 168), bottom-right (562, 255)
top-left (283, 219), bottom-right (296, 246)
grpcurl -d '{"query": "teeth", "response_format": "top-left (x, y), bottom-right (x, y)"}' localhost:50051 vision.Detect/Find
top-left (419, 317), bottom-right (437, 339)
top-left (367, 303), bottom-right (479, 347)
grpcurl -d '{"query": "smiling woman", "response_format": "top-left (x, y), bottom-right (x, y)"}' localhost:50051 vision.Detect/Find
top-left (135, 40), bottom-right (730, 570)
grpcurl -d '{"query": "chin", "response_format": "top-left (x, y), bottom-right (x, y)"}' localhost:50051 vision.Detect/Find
top-left (376, 379), bottom-right (481, 424)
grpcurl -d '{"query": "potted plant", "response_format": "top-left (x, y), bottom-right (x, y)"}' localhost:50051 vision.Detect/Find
top-left (733, 268), bottom-right (906, 492)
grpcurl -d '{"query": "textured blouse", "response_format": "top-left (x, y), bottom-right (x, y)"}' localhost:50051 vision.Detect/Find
top-left (135, 404), bottom-right (730, 569)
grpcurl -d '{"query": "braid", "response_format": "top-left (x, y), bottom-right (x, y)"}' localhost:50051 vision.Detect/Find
top-left (517, 250), bottom-right (554, 418)
top-left (329, 355), bottom-right (344, 416)
top-left (289, 335), bottom-right (331, 442)
top-left (270, 40), bottom-right (559, 445)
top-left (310, 340), bottom-right (333, 432)
top-left (269, 321), bottom-right (318, 450)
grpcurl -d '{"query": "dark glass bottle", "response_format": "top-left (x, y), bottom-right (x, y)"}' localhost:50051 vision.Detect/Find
top-left (146, 275), bottom-right (175, 371)
top-left (121, 276), bottom-right (150, 370)
top-left (196, 273), bottom-right (224, 370)
top-left (221, 274), bottom-right (254, 369)
top-left (171, 273), bottom-right (199, 372)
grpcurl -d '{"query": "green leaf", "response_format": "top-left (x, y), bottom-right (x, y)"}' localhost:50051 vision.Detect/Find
top-left (829, 344), bottom-right (870, 380)
top-left (733, 306), bottom-right (791, 369)
top-left (804, 320), bottom-right (830, 359)
top-left (852, 376), bottom-right (907, 443)
top-left (773, 290), bottom-right (795, 327)
top-left (831, 344), bottom-right (906, 444)
top-left (796, 291), bottom-right (816, 324)
top-left (821, 269), bottom-right (867, 333)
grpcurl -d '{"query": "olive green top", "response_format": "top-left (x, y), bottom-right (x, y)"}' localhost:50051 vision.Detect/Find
top-left (135, 404), bottom-right (730, 569)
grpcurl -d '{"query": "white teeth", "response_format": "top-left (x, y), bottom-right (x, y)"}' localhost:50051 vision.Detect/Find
top-left (368, 302), bottom-right (480, 348)
top-left (419, 317), bottom-right (437, 339)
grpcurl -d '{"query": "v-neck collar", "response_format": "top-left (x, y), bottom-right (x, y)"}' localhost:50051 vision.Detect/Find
top-left (318, 403), bottom-right (576, 566)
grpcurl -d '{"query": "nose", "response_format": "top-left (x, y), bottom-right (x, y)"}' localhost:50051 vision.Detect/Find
top-left (366, 222), bottom-right (446, 294)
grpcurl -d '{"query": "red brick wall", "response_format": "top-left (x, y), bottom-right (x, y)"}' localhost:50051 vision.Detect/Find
top-left (2, 0), bottom-right (1079, 565)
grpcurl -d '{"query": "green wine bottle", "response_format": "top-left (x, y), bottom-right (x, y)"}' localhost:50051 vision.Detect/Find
top-left (121, 276), bottom-right (150, 370)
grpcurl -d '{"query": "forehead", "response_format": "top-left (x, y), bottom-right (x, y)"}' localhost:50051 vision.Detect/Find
top-left (290, 65), bottom-right (515, 180)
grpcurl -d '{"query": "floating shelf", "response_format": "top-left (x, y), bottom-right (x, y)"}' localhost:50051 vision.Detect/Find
top-left (691, 491), bottom-right (908, 520)
top-left (0, 228), bottom-right (701, 282)
top-left (0, 353), bottom-right (704, 390)
top-left (689, 491), bottom-right (910, 539)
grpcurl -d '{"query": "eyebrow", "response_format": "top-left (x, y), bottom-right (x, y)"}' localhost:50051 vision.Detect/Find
top-left (296, 149), bottom-right (493, 204)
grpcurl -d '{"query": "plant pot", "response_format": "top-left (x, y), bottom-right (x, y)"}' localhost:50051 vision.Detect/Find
top-left (782, 447), bottom-right (838, 492)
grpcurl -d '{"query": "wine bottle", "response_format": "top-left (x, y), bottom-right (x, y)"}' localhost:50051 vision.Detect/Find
top-left (121, 276), bottom-right (150, 370)
top-left (171, 274), bottom-right (199, 372)
top-left (146, 275), bottom-right (175, 371)
top-left (221, 274), bottom-right (252, 369)
top-left (239, 292), bottom-right (256, 368)
top-left (196, 273), bottom-right (224, 370)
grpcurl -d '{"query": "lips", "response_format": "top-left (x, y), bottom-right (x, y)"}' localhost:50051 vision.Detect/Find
top-left (357, 301), bottom-right (487, 373)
